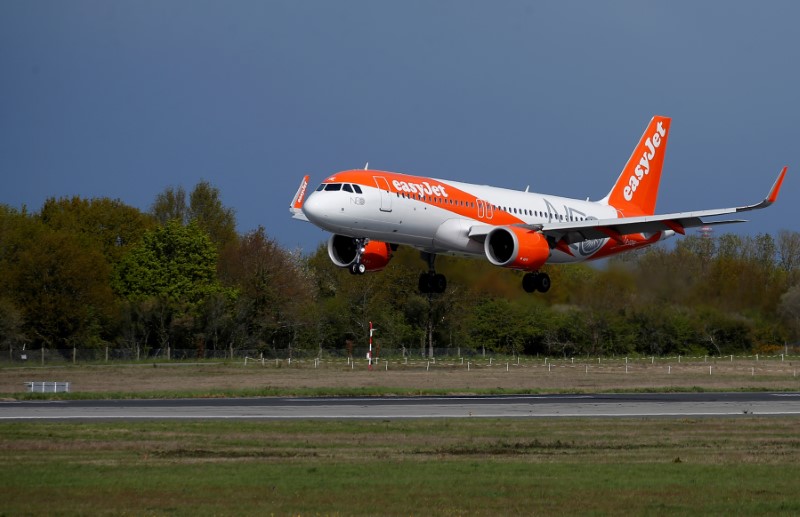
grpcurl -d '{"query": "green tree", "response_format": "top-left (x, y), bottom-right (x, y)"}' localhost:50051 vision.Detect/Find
top-left (39, 196), bottom-right (154, 265)
top-left (114, 221), bottom-right (226, 349)
top-left (189, 181), bottom-right (237, 250)
top-left (218, 227), bottom-right (314, 352)
top-left (12, 229), bottom-right (115, 348)
top-left (151, 181), bottom-right (237, 250)
top-left (151, 186), bottom-right (188, 225)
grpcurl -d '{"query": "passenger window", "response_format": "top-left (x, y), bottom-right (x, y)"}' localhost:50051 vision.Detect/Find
top-left (353, 185), bottom-right (362, 194)
top-left (343, 184), bottom-right (353, 193)
top-left (325, 184), bottom-right (341, 191)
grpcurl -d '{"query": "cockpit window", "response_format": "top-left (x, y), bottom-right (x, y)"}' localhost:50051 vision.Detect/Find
top-left (324, 183), bottom-right (342, 191)
top-left (316, 184), bottom-right (325, 191)
top-left (352, 184), bottom-right (363, 194)
top-left (343, 184), bottom-right (353, 193)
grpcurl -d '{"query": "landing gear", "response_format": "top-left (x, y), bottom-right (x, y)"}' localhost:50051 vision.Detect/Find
top-left (349, 262), bottom-right (366, 275)
top-left (348, 238), bottom-right (368, 275)
top-left (418, 272), bottom-right (446, 294)
top-left (522, 272), bottom-right (551, 293)
top-left (419, 252), bottom-right (446, 294)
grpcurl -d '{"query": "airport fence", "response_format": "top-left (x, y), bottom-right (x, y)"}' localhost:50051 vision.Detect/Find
top-left (2, 345), bottom-right (799, 370)
top-left (1, 345), bottom-right (497, 366)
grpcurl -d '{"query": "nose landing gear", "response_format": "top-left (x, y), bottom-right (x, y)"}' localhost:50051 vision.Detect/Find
top-left (348, 238), bottom-right (368, 275)
top-left (418, 252), bottom-right (446, 294)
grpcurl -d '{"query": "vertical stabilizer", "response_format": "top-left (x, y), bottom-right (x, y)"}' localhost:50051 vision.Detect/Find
top-left (602, 116), bottom-right (671, 216)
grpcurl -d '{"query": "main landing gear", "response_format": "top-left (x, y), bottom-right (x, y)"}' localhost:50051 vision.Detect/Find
top-left (348, 238), bottom-right (368, 275)
top-left (418, 252), bottom-right (446, 294)
top-left (522, 271), bottom-right (551, 293)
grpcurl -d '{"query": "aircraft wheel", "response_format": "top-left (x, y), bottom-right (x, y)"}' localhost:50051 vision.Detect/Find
top-left (418, 273), bottom-right (431, 293)
top-left (433, 273), bottom-right (447, 293)
top-left (522, 273), bottom-right (537, 293)
top-left (357, 263), bottom-right (367, 275)
top-left (535, 272), bottom-right (551, 293)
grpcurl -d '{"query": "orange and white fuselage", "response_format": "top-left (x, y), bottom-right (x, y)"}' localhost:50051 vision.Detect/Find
top-left (291, 116), bottom-right (787, 293)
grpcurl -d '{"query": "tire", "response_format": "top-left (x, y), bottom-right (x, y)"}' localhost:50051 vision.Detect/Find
top-left (433, 274), bottom-right (447, 293)
top-left (522, 273), bottom-right (537, 293)
top-left (536, 272), bottom-right (551, 293)
top-left (418, 273), bottom-right (431, 293)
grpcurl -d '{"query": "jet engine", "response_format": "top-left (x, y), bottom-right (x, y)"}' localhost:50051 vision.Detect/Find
top-left (484, 226), bottom-right (551, 270)
top-left (328, 235), bottom-right (394, 272)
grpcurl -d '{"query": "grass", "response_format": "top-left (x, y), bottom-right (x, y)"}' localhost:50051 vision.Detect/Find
top-left (2, 418), bottom-right (800, 515)
top-left (2, 356), bottom-right (800, 400)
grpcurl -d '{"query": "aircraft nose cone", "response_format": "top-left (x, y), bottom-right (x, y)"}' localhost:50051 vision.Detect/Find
top-left (302, 192), bottom-right (325, 225)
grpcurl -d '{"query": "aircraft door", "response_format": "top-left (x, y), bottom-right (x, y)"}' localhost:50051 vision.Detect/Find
top-left (373, 176), bottom-right (392, 212)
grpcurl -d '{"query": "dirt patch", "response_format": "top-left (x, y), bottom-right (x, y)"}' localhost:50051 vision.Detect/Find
top-left (2, 357), bottom-right (799, 395)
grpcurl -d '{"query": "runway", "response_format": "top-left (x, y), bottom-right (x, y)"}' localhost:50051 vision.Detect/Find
top-left (3, 392), bottom-right (800, 420)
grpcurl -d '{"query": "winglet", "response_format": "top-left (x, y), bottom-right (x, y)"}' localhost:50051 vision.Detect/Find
top-left (766, 166), bottom-right (788, 204)
top-left (736, 166), bottom-right (789, 213)
top-left (290, 175), bottom-right (310, 221)
top-left (291, 175), bottom-right (310, 209)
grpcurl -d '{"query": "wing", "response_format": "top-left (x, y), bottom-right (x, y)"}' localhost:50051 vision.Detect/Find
top-left (470, 166), bottom-right (788, 246)
top-left (541, 166), bottom-right (787, 245)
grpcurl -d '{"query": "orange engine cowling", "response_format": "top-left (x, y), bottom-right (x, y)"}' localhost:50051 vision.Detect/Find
top-left (327, 235), bottom-right (394, 272)
top-left (484, 226), bottom-right (551, 270)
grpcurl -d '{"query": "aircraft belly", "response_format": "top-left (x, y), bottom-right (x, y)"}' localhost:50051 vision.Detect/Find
top-left (433, 218), bottom-right (484, 254)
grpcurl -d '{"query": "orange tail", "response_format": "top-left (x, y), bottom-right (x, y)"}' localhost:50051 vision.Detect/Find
top-left (603, 116), bottom-right (671, 216)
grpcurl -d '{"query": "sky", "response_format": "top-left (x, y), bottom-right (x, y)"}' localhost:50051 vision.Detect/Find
top-left (1, 1), bottom-right (798, 254)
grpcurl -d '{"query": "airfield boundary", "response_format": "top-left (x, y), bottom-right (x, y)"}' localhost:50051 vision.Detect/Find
top-left (2, 355), bottom-right (800, 396)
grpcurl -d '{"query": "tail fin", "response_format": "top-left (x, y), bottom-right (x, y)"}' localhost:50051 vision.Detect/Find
top-left (603, 116), bottom-right (671, 216)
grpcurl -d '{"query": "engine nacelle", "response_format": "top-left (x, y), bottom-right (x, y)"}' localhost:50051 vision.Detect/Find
top-left (484, 226), bottom-right (551, 270)
top-left (327, 235), bottom-right (394, 272)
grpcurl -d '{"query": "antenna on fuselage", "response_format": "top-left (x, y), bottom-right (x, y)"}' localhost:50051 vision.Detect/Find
top-left (525, 185), bottom-right (530, 192)
top-left (364, 162), bottom-right (369, 170)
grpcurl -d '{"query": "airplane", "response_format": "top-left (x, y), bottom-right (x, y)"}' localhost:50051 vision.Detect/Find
top-left (290, 116), bottom-right (788, 294)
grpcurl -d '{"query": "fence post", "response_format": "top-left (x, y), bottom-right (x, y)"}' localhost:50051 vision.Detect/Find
top-left (41, 346), bottom-right (45, 366)
top-left (167, 347), bottom-right (171, 361)
top-left (73, 347), bottom-right (76, 364)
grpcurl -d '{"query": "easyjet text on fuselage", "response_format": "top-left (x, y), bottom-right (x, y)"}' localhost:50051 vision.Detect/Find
top-left (392, 179), bottom-right (449, 198)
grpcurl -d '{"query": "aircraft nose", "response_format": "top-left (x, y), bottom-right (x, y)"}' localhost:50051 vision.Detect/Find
top-left (302, 192), bottom-right (325, 225)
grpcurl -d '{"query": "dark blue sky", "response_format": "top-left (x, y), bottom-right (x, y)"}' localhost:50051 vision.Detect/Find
top-left (1, 1), bottom-right (797, 253)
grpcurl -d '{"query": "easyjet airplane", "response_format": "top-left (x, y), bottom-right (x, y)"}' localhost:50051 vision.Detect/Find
top-left (290, 116), bottom-right (788, 294)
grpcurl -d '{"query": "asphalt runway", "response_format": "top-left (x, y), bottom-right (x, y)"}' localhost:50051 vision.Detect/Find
top-left (3, 392), bottom-right (800, 420)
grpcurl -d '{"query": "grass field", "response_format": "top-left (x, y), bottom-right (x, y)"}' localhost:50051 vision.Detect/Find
top-left (2, 355), bottom-right (800, 399)
top-left (2, 418), bottom-right (800, 515)
top-left (2, 359), bottom-right (800, 515)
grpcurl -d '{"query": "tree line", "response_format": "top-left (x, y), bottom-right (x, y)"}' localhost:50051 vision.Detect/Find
top-left (1, 181), bottom-right (799, 358)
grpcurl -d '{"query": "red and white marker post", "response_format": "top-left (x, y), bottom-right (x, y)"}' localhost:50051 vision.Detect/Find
top-left (367, 321), bottom-right (375, 371)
